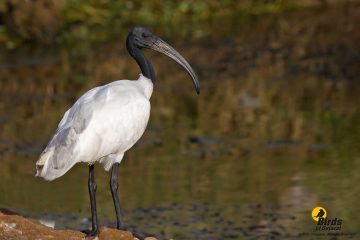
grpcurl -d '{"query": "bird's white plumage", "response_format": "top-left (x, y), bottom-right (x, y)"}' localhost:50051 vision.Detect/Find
top-left (36, 74), bottom-right (153, 181)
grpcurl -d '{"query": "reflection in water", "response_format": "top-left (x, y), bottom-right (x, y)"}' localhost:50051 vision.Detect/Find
top-left (1, 10), bottom-right (360, 240)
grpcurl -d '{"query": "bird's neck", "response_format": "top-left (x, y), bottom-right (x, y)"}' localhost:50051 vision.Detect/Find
top-left (138, 74), bottom-right (154, 99)
top-left (126, 36), bottom-right (155, 82)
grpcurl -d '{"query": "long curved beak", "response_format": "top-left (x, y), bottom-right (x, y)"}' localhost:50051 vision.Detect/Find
top-left (150, 38), bottom-right (200, 94)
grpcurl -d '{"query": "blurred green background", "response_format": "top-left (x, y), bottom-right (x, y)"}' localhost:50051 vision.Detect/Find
top-left (0, 0), bottom-right (359, 239)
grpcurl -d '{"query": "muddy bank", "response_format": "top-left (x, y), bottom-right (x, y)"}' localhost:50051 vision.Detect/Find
top-left (0, 210), bottom-right (158, 240)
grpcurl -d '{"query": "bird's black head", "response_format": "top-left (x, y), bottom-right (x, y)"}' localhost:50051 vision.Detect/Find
top-left (126, 26), bottom-right (200, 94)
top-left (128, 27), bottom-right (157, 49)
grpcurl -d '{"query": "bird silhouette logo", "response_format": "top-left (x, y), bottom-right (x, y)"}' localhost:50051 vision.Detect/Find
top-left (315, 209), bottom-right (325, 218)
top-left (312, 206), bottom-right (327, 221)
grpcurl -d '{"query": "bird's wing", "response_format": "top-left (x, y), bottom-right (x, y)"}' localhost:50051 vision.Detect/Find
top-left (56, 86), bottom-right (102, 134)
top-left (50, 85), bottom-right (108, 151)
top-left (37, 86), bottom-right (107, 179)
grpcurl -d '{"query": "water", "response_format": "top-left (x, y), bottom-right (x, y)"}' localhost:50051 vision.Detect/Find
top-left (0, 7), bottom-right (360, 239)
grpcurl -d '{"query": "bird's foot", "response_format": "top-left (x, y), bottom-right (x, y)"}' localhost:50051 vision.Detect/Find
top-left (117, 226), bottom-right (156, 240)
top-left (81, 228), bottom-right (99, 237)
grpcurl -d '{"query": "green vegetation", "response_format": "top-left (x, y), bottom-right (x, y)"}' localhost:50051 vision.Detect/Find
top-left (0, 0), bottom-right (333, 49)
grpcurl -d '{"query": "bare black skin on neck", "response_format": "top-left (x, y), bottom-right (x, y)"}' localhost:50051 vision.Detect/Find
top-left (126, 32), bottom-right (156, 81)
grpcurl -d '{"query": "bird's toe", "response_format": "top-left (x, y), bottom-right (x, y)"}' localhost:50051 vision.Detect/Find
top-left (82, 228), bottom-right (99, 237)
top-left (117, 226), bottom-right (156, 240)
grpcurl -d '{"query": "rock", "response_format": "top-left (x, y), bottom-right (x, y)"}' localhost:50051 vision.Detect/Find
top-left (98, 227), bottom-right (133, 240)
top-left (0, 210), bottom-right (159, 240)
top-left (0, 211), bottom-right (83, 240)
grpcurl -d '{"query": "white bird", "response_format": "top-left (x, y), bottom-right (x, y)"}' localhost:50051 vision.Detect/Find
top-left (35, 26), bottom-right (200, 238)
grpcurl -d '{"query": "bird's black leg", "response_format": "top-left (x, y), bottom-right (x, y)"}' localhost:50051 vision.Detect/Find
top-left (110, 162), bottom-right (125, 228)
top-left (110, 163), bottom-right (154, 240)
top-left (83, 164), bottom-right (99, 236)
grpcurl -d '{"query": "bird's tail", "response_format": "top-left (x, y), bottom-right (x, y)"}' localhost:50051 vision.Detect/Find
top-left (36, 128), bottom-right (79, 181)
top-left (36, 149), bottom-right (77, 181)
